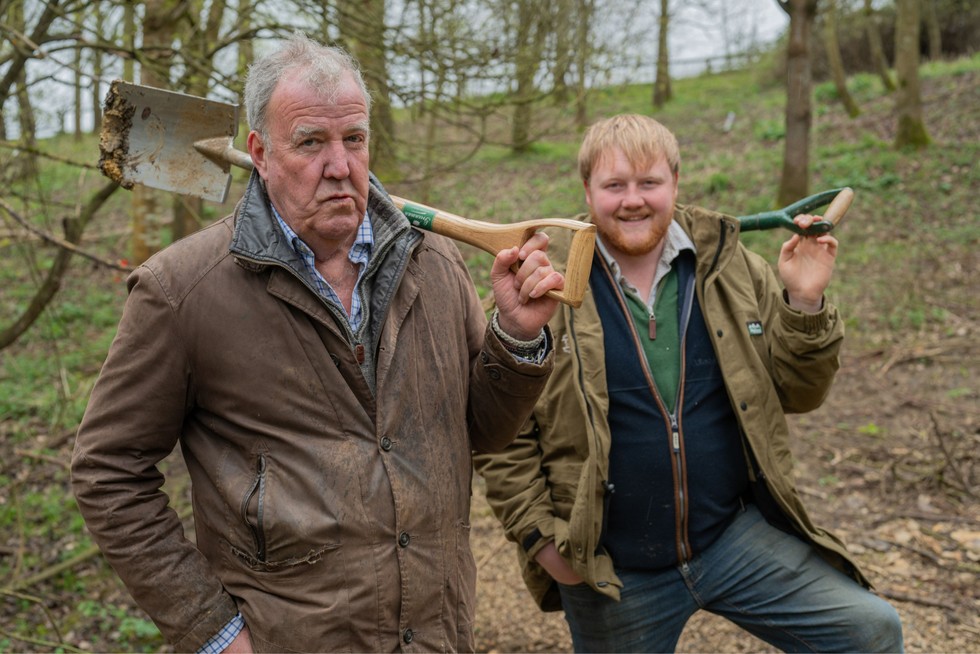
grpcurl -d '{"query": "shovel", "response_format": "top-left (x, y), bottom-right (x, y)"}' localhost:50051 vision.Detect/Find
top-left (98, 80), bottom-right (595, 308)
top-left (98, 81), bottom-right (854, 307)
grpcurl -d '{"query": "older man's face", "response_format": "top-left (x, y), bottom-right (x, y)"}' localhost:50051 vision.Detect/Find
top-left (249, 71), bottom-right (370, 255)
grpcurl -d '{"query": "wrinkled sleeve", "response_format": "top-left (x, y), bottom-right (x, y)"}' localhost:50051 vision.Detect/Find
top-left (71, 266), bottom-right (238, 651)
top-left (752, 254), bottom-right (845, 413)
top-left (450, 249), bottom-right (554, 454)
top-left (473, 416), bottom-right (558, 559)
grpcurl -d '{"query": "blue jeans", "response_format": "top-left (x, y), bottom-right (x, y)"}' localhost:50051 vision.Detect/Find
top-left (558, 504), bottom-right (903, 653)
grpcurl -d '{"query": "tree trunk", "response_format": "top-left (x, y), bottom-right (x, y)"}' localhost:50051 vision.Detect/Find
top-left (171, 0), bottom-right (229, 241)
top-left (8, 0), bottom-right (38, 180)
top-left (74, 44), bottom-right (84, 140)
top-left (894, 0), bottom-right (930, 148)
top-left (823, 0), bottom-right (859, 117)
top-left (776, 0), bottom-right (818, 206)
top-left (863, 0), bottom-right (895, 91)
top-left (123, 0), bottom-right (136, 81)
top-left (653, 0), bottom-right (671, 108)
top-left (552, 0), bottom-right (572, 103)
top-left (924, 0), bottom-right (941, 61)
top-left (574, 0), bottom-right (593, 129)
top-left (90, 4), bottom-right (104, 132)
top-left (512, 0), bottom-right (548, 153)
top-left (131, 0), bottom-right (181, 264)
top-left (338, 0), bottom-right (397, 178)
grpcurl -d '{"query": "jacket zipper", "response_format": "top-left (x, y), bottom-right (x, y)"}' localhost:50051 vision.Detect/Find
top-left (241, 454), bottom-right (268, 562)
top-left (668, 261), bottom-right (697, 568)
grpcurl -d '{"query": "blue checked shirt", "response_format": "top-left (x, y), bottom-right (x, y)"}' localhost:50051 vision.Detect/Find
top-left (272, 205), bottom-right (374, 331)
top-left (198, 612), bottom-right (244, 654)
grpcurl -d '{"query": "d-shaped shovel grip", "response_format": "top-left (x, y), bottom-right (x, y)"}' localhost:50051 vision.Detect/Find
top-left (392, 197), bottom-right (596, 308)
top-left (738, 187), bottom-right (854, 235)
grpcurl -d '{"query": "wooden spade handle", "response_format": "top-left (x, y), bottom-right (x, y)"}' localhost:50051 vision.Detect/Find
top-left (822, 187), bottom-right (854, 226)
top-left (391, 196), bottom-right (595, 308)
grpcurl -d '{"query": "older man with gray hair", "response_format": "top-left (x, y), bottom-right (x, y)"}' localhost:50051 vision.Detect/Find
top-left (72, 32), bottom-right (563, 653)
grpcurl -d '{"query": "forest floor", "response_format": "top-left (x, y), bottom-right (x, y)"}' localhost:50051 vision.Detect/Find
top-left (471, 347), bottom-right (980, 652)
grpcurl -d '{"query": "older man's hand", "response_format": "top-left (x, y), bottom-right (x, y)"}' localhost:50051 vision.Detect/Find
top-left (490, 231), bottom-right (564, 341)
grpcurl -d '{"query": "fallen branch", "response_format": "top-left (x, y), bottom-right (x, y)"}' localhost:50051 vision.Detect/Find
top-left (0, 588), bottom-right (78, 651)
top-left (859, 537), bottom-right (944, 567)
top-left (6, 543), bottom-right (104, 593)
top-left (7, 505), bottom-right (194, 593)
top-left (476, 533), bottom-right (510, 571)
top-left (0, 627), bottom-right (85, 654)
top-left (14, 448), bottom-right (69, 469)
top-left (877, 336), bottom-right (977, 376)
top-left (929, 410), bottom-right (977, 499)
top-left (0, 196), bottom-right (132, 272)
top-left (877, 588), bottom-right (958, 612)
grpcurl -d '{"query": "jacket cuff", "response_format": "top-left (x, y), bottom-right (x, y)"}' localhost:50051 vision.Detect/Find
top-left (521, 520), bottom-right (556, 562)
top-left (172, 594), bottom-right (240, 653)
top-left (779, 290), bottom-right (837, 335)
top-left (482, 324), bottom-right (555, 384)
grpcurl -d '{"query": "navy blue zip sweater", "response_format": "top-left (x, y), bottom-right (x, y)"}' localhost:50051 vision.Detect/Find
top-left (594, 252), bottom-right (749, 570)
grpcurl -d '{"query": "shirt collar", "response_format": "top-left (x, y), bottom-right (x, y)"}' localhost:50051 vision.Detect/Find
top-left (271, 204), bottom-right (374, 262)
top-left (597, 220), bottom-right (696, 307)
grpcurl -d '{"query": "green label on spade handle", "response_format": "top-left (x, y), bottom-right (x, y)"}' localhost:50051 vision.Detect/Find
top-left (401, 203), bottom-right (436, 230)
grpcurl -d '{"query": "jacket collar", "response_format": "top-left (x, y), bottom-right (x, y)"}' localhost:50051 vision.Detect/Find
top-left (229, 169), bottom-right (416, 274)
top-left (673, 204), bottom-right (740, 279)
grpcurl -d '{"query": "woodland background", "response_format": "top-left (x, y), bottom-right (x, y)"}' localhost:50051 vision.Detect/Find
top-left (1, 0), bottom-right (978, 651)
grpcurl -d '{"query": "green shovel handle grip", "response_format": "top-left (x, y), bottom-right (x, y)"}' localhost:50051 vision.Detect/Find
top-left (737, 187), bottom-right (853, 235)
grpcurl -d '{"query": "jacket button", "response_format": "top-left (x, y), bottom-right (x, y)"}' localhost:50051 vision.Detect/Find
top-left (381, 436), bottom-right (393, 451)
top-left (740, 401), bottom-right (748, 410)
top-left (480, 351), bottom-right (489, 363)
top-left (716, 329), bottom-right (724, 337)
top-left (487, 369), bottom-right (501, 380)
top-left (403, 629), bottom-right (414, 644)
top-left (398, 531), bottom-right (411, 547)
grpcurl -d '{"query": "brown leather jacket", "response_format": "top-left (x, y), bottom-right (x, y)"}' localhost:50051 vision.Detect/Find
top-left (71, 173), bottom-right (553, 652)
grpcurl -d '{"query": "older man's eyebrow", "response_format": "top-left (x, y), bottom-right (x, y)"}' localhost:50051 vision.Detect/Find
top-left (292, 125), bottom-right (327, 141)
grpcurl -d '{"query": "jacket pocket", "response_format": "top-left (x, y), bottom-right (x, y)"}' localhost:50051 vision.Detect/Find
top-left (230, 452), bottom-right (342, 571)
top-left (240, 453), bottom-right (268, 562)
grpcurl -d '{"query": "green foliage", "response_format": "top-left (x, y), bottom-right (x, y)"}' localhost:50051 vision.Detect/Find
top-left (753, 119), bottom-right (785, 142)
top-left (76, 601), bottom-right (163, 652)
top-left (857, 422), bottom-right (882, 437)
top-left (704, 172), bottom-right (732, 195)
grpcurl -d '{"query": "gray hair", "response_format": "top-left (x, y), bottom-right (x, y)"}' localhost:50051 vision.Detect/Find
top-left (243, 32), bottom-right (372, 141)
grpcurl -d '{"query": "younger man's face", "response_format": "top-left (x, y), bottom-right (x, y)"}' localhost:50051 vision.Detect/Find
top-left (584, 148), bottom-right (678, 259)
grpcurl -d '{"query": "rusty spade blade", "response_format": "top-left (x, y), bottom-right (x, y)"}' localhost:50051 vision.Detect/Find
top-left (100, 80), bottom-right (242, 203)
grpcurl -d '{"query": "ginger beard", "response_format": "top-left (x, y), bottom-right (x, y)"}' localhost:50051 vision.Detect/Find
top-left (584, 150), bottom-right (679, 259)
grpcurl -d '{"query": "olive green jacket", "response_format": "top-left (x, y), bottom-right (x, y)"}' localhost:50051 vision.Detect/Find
top-left (474, 205), bottom-right (865, 612)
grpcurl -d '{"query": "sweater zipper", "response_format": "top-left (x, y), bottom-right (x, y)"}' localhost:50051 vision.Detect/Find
top-left (673, 262), bottom-right (697, 568)
top-left (669, 412), bottom-right (687, 569)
